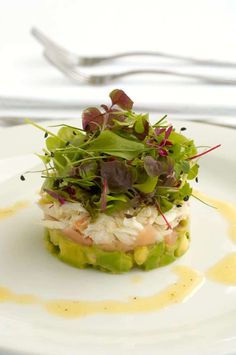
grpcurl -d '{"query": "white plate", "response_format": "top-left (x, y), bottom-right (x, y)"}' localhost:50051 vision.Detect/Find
top-left (0, 119), bottom-right (236, 355)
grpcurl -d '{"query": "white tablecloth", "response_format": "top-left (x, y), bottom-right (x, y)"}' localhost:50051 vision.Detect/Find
top-left (0, 0), bottom-right (236, 126)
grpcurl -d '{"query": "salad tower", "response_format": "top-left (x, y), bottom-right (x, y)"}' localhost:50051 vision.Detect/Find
top-left (29, 90), bottom-right (218, 273)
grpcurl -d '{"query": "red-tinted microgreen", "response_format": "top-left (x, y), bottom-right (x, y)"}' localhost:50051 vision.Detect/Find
top-left (165, 140), bottom-right (173, 146)
top-left (159, 126), bottom-right (173, 147)
top-left (143, 156), bottom-right (163, 177)
top-left (82, 107), bottom-right (104, 132)
top-left (109, 89), bottom-right (134, 110)
top-left (101, 160), bottom-right (133, 193)
top-left (44, 188), bottom-right (66, 205)
top-left (101, 104), bottom-right (109, 112)
top-left (156, 204), bottom-right (172, 230)
top-left (159, 148), bottom-right (168, 156)
top-left (188, 144), bottom-right (221, 160)
top-left (155, 127), bottom-right (166, 135)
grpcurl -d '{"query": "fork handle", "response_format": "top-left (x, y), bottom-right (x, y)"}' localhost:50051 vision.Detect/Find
top-left (95, 51), bottom-right (236, 68)
top-left (101, 69), bottom-right (236, 85)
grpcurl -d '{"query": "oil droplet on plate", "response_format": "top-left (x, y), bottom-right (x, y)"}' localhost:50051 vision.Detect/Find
top-left (206, 253), bottom-right (236, 285)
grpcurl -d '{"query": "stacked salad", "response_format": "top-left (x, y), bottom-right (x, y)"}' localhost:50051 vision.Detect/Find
top-left (31, 90), bottom-right (207, 273)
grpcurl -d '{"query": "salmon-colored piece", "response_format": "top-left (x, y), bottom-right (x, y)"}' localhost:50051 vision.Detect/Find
top-left (164, 231), bottom-right (178, 246)
top-left (136, 225), bottom-right (157, 246)
top-left (74, 217), bottom-right (89, 232)
top-left (63, 228), bottom-right (93, 246)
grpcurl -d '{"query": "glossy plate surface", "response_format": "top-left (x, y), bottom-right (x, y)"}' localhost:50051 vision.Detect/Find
top-left (0, 119), bottom-right (235, 355)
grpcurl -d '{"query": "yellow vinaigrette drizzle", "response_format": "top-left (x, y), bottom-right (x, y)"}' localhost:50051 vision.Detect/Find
top-left (207, 253), bottom-right (236, 285)
top-left (1, 191), bottom-right (236, 318)
top-left (193, 190), bottom-right (236, 243)
top-left (0, 201), bottom-right (30, 220)
top-left (193, 190), bottom-right (236, 285)
top-left (0, 266), bottom-right (202, 318)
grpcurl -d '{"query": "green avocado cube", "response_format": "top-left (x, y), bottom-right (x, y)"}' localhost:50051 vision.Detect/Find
top-left (143, 242), bottom-right (165, 271)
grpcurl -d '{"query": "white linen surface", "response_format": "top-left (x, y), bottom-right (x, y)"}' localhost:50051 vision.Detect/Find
top-left (0, 0), bottom-right (235, 126)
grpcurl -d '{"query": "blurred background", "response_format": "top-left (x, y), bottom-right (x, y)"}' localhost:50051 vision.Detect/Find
top-left (0, 0), bottom-right (236, 126)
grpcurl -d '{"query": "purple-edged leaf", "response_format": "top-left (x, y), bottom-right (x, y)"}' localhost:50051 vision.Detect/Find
top-left (159, 126), bottom-right (173, 147)
top-left (143, 156), bottom-right (163, 177)
top-left (165, 140), bottom-right (173, 146)
top-left (101, 160), bottom-right (133, 193)
top-left (165, 126), bottom-right (173, 139)
top-left (109, 89), bottom-right (134, 110)
top-left (82, 107), bottom-right (104, 132)
top-left (155, 127), bottom-right (166, 136)
top-left (101, 104), bottom-right (109, 112)
top-left (79, 160), bottom-right (97, 179)
top-left (159, 148), bottom-right (168, 157)
top-left (44, 189), bottom-right (66, 205)
top-left (107, 108), bottom-right (126, 126)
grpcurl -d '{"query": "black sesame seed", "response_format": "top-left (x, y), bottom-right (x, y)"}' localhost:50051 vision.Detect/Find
top-left (65, 141), bottom-right (70, 146)
top-left (195, 177), bottom-right (199, 183)
top-left (180, 127), bottom-right (187, 131)
top-left (44, 132), bottom-right (48, 138)
top-left (183, 195), bottom-right (189, 201)
top-left (125, 213), bottom-right (133, 219)
top-left (20, 175), bottom-right (25, 181)
top-left (177, 204), bottom-right (182, 208)
top-left (73, 131), bottom-right (77, 135)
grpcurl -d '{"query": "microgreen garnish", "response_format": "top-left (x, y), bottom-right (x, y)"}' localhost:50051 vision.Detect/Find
top-left (29, 89), bottom-right (220, 224)
top-left (192, 193), bottom-right (217, 209)
top-left (156, 204), bottom-right (172, 230)
top-left (188, 144), bottom-right (221, 160)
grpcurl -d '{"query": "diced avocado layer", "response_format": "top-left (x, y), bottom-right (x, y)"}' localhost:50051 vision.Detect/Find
top-left (45, 225), bottom-right (190, 274)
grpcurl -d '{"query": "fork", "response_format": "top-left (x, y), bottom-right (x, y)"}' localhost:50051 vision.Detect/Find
top-left (32, 27), bottom-right (236, 68)
top-left (44, 49), bottom-right (236, 85)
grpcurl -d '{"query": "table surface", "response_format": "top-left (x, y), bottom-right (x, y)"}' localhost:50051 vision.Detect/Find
top-left (0, 0), bottom-right (235, 126)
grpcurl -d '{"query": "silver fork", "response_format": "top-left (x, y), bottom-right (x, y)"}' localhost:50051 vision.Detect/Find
top-left (32, 27), bottom-right (236, 68)
top-left (44, 49), bottom-right (236, 85)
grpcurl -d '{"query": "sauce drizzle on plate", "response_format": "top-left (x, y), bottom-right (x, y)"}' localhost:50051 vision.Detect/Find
top-left (0, 201), bottom-right (30, 220)
top-left (193, 190), bottom-right (236, 243)
top-left (0, 266), bottom-right (203, 318)
top-left (206, 253), bottom-right (236, 285)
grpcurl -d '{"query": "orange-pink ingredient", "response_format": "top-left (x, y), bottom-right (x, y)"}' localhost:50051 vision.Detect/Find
top-left (62, 228), bottom-right (93, 246)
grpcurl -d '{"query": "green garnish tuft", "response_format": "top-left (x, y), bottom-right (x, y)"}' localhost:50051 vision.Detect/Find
top-left (28, 89), bottom-right (220, 221)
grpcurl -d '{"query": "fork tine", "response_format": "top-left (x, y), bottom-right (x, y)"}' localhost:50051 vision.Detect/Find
top-left (32, 27), bottom-right (82, 66)
top-left (43, 50), bottom-right (91, 84)
top-left (31, 27), bottom-right (66, 54)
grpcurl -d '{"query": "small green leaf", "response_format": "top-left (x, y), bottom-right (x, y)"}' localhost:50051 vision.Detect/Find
top-left (188, 164), bottom-right (199, 180)
top-left (134, 115), bottom-right (145, 134)
top-left (181, 160), bottom-right (190, 174)
top-left (134, 176), bottom-right (158, 193)
top-left (87, 130), bottom-right (145, 160)
top-left (36, 154), bottom-right (51, 165)
top-left (46, 136), bottom-right (63, 152)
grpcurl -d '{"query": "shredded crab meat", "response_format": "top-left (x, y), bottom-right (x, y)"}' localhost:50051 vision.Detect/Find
top-left (40, 201), bottom-right (189, 249)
